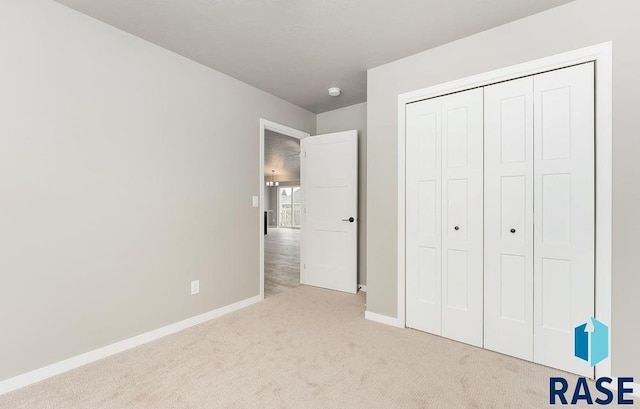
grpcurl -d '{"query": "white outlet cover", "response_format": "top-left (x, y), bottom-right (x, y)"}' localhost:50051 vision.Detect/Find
top-left (252, 196), bottom-right (259, 207)
top-left (191, 280), bottom-right (200, 295)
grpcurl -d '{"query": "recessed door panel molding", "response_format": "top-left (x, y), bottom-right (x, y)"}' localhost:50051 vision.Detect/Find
top-left (440, 88), bottom-right (484, 347)
top-left (533, 62), bottom-right (595, 377)
top-left (541, 173), bottom-right (572, 245)
top-left (446, 179), bottom-right (468, 240)
top-left (406, 98), bottom-right (442, 334)
top-left (500, 176), bottom-right (527, 242)
top-left (499, 254), bottom-right (527, 322)
top-left (446, 107), bottom-right (469, 168)
top-left (484, 76), bottom-right (534, 360)
top-left (418, 247), bottom-right (438, 304)
top-left (300, 130), bottom-right (358, 294)
top-left (446, 249), bottom-right (469, 311)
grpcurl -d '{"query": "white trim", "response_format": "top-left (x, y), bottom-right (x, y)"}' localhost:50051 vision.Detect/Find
top-left (397, 42), bottom-right (613, 378)
top-left (358, 284), bottom-right (367, 293)
top-left (0, 295), bottom-right (262, 396)
top-left (259, 119), bottom-right (310, 300)
top-left (365, 311), bottom-right (403, 328)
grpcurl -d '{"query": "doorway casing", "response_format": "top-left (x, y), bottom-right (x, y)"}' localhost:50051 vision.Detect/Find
top-left (259, 119), bottom-right (310, 299)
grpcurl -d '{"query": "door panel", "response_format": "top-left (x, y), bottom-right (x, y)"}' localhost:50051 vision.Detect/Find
top-left (406, 98), bottom-right (442, 334)
top-left (446, 108), bottom-right (469, 168)
top-left (501, 176), bottom-right (527, 242)
top-left (440, 88), bottom-right (484, 347)
top-left (446, 179), bottom-right (468, 240)
top-left (500, 254), bottom-right (527, 322)
top-left (541, 174), bottom-right (572, 244)
top-left (446, 249), bottom-right (469, 310)
top-left (484, 76), bottom-right (534, 360)
top-left (301, 131), bottom-right (358, 294)
top-left (418, 247), bottom-right (438, 304)
top-left (533, 62), bottom-right (594, 377)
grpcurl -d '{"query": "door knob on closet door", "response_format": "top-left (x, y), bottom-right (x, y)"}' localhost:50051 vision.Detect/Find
top-left (510, 228), bottom-right (516, 233)
top-left (454, 226), bottom-right (460, 231)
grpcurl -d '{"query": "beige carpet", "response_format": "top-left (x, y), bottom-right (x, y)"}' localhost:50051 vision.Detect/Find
top-left (0, 286), bottom-right (632, 408)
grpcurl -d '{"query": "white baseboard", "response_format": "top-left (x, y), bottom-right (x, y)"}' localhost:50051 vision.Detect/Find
top-left (0, 294), bottom-right (262, 396)
top-left (364, 310), bottom-right (403, 328)
top-left (358, 284), bottom-right (367, 292)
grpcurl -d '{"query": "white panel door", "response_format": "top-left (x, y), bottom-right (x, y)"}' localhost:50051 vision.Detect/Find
top-left (405, 97), bottom-right (442, 334)
top-left (484, 77), bottom-right (534, 360)
top-left (533, 63), bottom-right (594, 377)
top-left (440, 88), bottom-right (484, 347)
top-left (300, 130), bottom-right (358, 294)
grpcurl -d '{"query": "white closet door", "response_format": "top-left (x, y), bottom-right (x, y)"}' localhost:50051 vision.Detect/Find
top-left (441, 88), bottom-right (484, 347)
top-left (533, 62), bottom-right (595, 377)
top-left (405, 97), bottom-right (442, 334)
top-left (484, 77), bottom-right (534, 360)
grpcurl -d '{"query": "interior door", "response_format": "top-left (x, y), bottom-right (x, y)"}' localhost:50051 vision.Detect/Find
top-left (533, 62), bottom-right (595, 377)
top-left (440, 88), bottom-right (484, 347)
top-left (300, 130), bottom-right (358, 294)
top-left (484, 76), bottom-right (534, 360)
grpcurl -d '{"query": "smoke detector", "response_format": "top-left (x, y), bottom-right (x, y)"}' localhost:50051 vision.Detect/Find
top-left (328, 87), bottom-right (341, 97)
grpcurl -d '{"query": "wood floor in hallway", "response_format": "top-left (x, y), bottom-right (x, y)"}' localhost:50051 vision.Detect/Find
top-left (264, 227), bottom-right (300, 297)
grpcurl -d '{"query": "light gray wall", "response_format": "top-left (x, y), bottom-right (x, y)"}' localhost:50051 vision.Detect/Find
top-left (0, 0), bottom-right (315, 382)
top-left (367, 0), bottom-right (640, 379)
top-left (317, 103), bottom-right (367, 285)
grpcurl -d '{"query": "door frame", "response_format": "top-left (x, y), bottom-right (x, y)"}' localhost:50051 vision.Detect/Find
top-left (259, 119), bottom-right (310, 299)
top-left (396, 42), bottom-right (613, 378)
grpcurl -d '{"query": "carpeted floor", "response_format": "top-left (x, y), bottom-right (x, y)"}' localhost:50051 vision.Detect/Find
top-left (264, 227), bottom-right (300, 297)
top-left (0, 286), bottom-right (632, 408)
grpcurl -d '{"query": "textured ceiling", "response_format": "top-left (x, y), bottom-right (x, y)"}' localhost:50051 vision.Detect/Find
top-left (56, 0), bottom-right (573, 113)
top-left (264, 130), bottom-right (300, 183)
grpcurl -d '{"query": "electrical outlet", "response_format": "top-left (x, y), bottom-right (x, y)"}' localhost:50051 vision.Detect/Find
top-left (191, 280), bottom-right (200, 295)
top-left (252, 196), bottom-right (259, 207)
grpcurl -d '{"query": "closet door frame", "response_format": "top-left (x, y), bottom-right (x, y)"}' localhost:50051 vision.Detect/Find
top-left (395, 42), bottom-right (612, 379)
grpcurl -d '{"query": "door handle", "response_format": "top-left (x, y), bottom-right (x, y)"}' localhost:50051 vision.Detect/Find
top-left (342, 217), bottom-right (355, 223)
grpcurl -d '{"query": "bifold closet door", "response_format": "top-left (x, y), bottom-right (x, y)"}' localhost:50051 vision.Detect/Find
top-left (405, 88), bottom-right (484, 347)
top-left (440, 89), bottom-right (484, 347)
top-left (533, 62), bottom-right (595, 377)
top-left (406, 97), bottom-right (442, 335)
top-left (484, 77), bottom-right (534, 360)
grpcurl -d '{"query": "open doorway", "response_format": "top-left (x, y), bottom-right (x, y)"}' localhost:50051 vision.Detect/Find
top-left (259, 120), bottom-right (309, 299)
